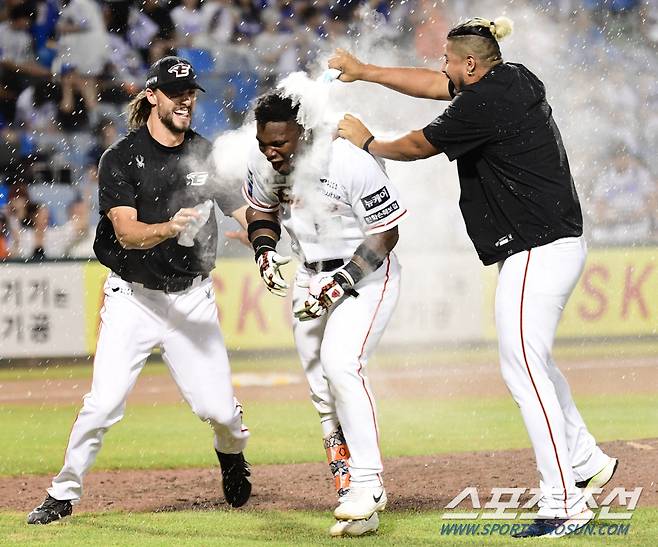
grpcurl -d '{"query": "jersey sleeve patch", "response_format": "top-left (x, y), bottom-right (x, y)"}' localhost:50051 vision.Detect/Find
top-left (360, 186), bottom-right (391, 211)
top-left (363, 200), bottom-right (400, 224)
top-left (366, 207), bottom-right (408, 231)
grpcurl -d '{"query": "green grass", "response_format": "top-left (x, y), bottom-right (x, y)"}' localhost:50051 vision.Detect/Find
top-left (2, 394), bottom-right (657, 476)
top-left (0, 509), bottom-right (655, 546)
top-left (1, 351), bottom-right (656, 545)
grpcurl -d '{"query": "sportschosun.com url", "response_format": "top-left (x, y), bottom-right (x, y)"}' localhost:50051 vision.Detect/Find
top-left (440, 522), bottom-right (631, 536)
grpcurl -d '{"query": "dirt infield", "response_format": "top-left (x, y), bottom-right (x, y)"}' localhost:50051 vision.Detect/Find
top-left (1, 438), bottom-right (656, 515)
top-left (1, 352), bottom-right (656, 515)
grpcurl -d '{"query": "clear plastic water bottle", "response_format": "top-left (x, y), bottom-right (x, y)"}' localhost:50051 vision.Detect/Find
top-left (178, 200), bottom-right (213, 247)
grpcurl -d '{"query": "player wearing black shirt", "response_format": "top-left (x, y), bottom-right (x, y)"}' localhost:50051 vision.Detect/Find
top-left (28, 57), bottom-right (252, 526)
top-left (94, 125), bottom-right (233, 287)
top-left (331, 17), bottom-right (617, 538)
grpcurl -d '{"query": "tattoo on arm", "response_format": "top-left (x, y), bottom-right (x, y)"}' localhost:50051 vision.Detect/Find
top-left (342, 228), bottom-right (399, 285)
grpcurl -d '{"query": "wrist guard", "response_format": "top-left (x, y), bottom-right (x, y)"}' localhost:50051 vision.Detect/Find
top-left (247, 219), bottom-right (281, 240)
top-left (252, 235), bottom-right (276, 261)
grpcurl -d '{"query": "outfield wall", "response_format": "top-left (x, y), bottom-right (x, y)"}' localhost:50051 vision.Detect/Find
top-left (0, 247), bottom-right (656, 359)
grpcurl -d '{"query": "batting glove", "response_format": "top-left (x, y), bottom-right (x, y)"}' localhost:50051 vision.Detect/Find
top-left (293, 292), bottom-right (326, 322)
top-left (293, 269), bottom-right (358, 321)
top-left (257, 250), bottom-right (292, 297)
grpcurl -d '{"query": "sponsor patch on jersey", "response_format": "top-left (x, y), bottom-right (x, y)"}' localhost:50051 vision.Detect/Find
top-left (361, 186), bottom-right (390, 211)
top-left (186, 171), bottom-right (209, 186)
top-left (321, 178), bottom-right (342, 200)
top-left (364, 200), bottom-right (399, 224)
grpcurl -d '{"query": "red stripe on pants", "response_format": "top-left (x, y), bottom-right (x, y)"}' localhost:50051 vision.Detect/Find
top-left (356, 257), bottom-right (391, 467)
top-left (519, 250), bottom-right (568, 511)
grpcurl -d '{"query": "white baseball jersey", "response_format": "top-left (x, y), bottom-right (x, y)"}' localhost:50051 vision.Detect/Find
top-left (242, 138), bottom-right (408, 263)
top-left (244, 136), bottom-right (406, 491)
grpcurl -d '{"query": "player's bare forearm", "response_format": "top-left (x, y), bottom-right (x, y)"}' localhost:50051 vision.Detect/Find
top-left (328, 49), bottom-right (451, 100)
top-left (108, 206), bottom-right (194, 250)
top-left (338, 114), bottom-right (440, 161)
top-left (348, 227), bottom-right (399, 279)
top-left (109, 217), bottom-right (174, 250)
top-left (361, 227), bottom-right (398, 258)
top-left (368, 131), bottom-right (441, 161)
top-left (363, 65), bottom-right (451, 100)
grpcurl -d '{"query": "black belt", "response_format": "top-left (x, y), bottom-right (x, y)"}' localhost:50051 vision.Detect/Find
top-left (303, 259), bottom-right (346, 273)
top-left (131, 274), bottom-right (208, 293)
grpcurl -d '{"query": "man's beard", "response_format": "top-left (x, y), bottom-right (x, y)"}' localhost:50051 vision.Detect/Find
top-left (159, 108), bottom-right (190, 134)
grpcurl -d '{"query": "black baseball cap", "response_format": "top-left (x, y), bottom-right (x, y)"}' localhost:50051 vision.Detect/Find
top-left (145, 56), bottom-right (205, 94)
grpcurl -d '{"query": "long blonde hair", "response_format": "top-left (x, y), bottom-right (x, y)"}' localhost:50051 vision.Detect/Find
top-left (127, 90), bottom-right (153, 131)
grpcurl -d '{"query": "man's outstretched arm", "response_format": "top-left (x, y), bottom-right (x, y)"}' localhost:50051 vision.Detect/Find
top-left (337, 114), bottom-right (441, 162)
top-left (328, 48), bottom-right (452, 101)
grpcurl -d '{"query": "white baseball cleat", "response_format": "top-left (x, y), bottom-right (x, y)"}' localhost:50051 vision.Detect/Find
top-left (333, 486), bottom-right (387, 521)
top-left (576, 457), bottom-right (619, 489)
top-left (329, 512), bottom-right (380, 537)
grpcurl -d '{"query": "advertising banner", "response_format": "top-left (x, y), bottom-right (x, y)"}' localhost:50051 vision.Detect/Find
top-left (482, 247), bottom-right (658, 340)
top-left (0, 263), bottom-right (86, 358)
top-left (2, 246), bottom-right (655, 360)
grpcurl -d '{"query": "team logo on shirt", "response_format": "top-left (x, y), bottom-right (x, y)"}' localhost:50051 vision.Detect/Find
top-left (494, 233), bottom-right (514, 247)
top-left (361, 187), bottom-right (390, 211)
top-left (186, 171), bottom-right (209, 186)
top-left (135, 155), bottom-right (145, 168)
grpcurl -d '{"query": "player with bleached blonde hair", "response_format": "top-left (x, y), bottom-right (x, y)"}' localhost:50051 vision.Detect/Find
top-left (330, 16), bottom-right (618, 539)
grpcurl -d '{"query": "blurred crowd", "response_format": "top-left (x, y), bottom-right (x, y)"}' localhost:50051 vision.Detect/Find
top-left (0, 0), bottom-right (656, 261)
top-left (543, 0), bottom-right (658, 246)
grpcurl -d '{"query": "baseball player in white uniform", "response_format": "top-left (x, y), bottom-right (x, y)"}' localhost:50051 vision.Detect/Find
top-left (242, 92), bottom-right (407, 536)
top-left (27, 57), bottom-right (251, 525)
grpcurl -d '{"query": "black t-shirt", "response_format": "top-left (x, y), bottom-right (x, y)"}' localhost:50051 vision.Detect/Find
top-left (93, 126), bottom-right (242, 285)
top-left (423, 63), bottom-right (583, 265)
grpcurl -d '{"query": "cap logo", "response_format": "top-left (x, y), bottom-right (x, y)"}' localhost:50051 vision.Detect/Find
top-left (168, 62), bottom-right (192, 78)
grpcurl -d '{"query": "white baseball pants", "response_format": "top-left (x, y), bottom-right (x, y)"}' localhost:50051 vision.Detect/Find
top-left (48, 273), bottom-right (249, 502)
top-left (292, 254), bottom-right (401, 489)
top-left (496, 236), bottom-right (608, 518)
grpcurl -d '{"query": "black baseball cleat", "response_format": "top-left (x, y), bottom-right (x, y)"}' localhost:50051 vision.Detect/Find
top-left (512, 509), bottom-right (593, 538)
top-left (27, 494), bottom-right (73, 525)
top-left (576, 457), bottom-right (618, 489)
top-left (216, 451), bottom-right (252, 508)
